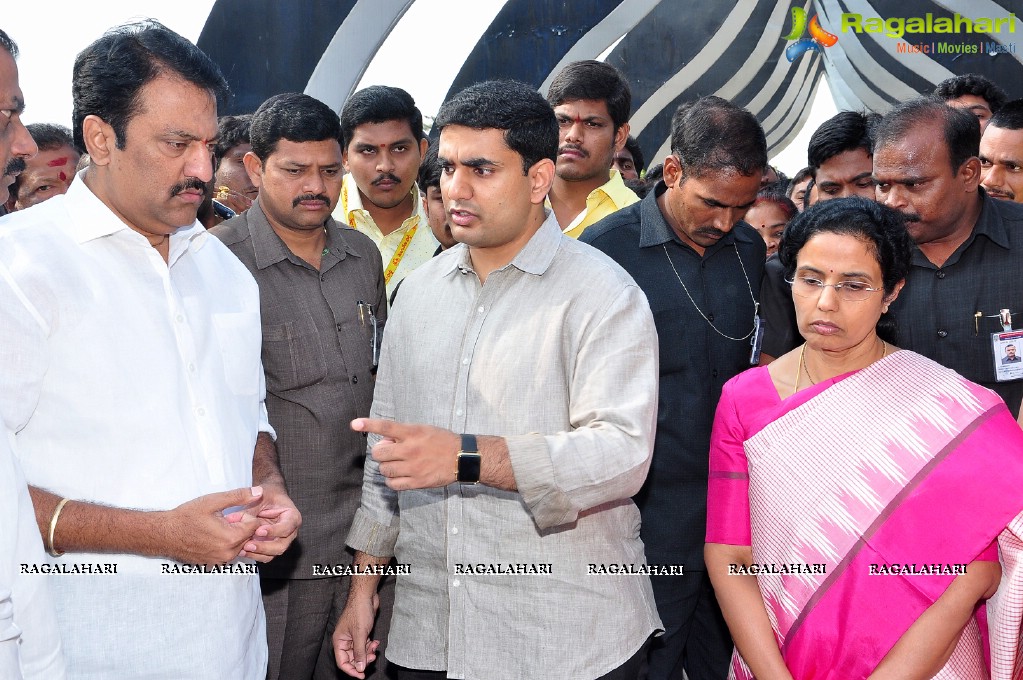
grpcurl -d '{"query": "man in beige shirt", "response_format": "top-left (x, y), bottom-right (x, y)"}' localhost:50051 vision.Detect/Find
top-left (332, 79), bottom-right (661, 680)
top-left (334, 86), bottom-right (438, 298)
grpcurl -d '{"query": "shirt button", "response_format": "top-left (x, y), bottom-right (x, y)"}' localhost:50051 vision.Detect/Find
top-left (936, 270), bottom-right (946, 279)
top-left (712, 369), bottom-right (719, 378)
top-left (196, 407), bottom-right (206, 417)
top-left (451, 527), bottom-right (459, 535)
top-left (477, 306), bottom-right (484, 314)
top-left (456, 408), bottom-right (463, 416)
top-left (188, 363), bottom-right (196, 372)
top-left (462, 358), bottom-right (469, 365)
top-left (336, 323), bottom-right (343, 332)
top-left (707, 314), bottom-right (715, 322)
top-left (175, 314), bottom-right (185, 323)
top-left (320, 274), bottom-right (326, 282)
top-left (452, 579), bottom-right (461, 587)
top-left (937, 329), bottom-right (948, 338)
top-left (351, 376), bottom-right (359, 384)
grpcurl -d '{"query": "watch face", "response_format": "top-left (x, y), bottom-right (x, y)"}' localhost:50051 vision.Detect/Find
top-left (458, 453), bottom-right (481, 483)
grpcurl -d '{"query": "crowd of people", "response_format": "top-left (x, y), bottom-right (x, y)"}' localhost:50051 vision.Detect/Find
top-left (1, 17), bottom-right (1022, 680)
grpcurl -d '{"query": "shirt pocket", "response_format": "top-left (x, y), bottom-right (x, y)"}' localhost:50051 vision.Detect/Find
top-left (211, 311), bottom-right (262, 396)
top-left (261, 316), bottom-right (328, 392)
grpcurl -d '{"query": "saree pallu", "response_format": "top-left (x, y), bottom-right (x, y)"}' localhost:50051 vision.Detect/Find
top-left (711, 351), bottom-right (1023, 679)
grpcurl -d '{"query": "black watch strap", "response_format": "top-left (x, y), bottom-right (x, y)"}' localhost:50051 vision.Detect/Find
top-left (456, 434), bottom-right (481, 484)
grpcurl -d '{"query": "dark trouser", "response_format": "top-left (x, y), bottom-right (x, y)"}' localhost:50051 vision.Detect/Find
top-left (262, 574), bottom-right (396, 680)
top-left (644, 571), bottom-right (732, 680)
top-left (393, 637), bottom-right (652, 680)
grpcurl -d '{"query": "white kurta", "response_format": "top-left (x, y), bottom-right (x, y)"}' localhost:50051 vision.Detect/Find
top-left (0, 179), bottom-right (271, 679)
top-left (0, 432), bottom-right (65, 680)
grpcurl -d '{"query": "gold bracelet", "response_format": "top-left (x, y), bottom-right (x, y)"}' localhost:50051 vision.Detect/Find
top-left (47, 497), bottom-right (70, 558)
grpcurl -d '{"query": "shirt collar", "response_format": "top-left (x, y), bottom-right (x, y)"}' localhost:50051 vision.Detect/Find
top-left (447, 210), bottom-right (562, 278)
top-left (248, 198), bottom-right (363, 270)
top-left (636, 180), bottom-right (755, 253)
top-left (63, 173), bottom-right (209, 253)
top-left (972, 190), bottom-right (1011, 250)
top-left (593, 169), bottom-right (636, 207)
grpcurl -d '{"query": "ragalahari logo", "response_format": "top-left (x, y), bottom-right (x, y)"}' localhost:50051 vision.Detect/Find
top-left (784, 7), bottom-right (839, 61)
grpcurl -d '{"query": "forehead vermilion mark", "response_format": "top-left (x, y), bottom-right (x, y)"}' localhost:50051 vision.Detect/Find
top-left (47, 157), bottom-right (69, 167)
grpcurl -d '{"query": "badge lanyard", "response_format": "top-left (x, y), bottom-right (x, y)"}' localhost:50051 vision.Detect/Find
top-left (988, 308), bottom-right (1023, 382)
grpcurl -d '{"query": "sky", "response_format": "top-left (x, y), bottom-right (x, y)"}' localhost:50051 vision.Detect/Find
top-left (3, 1), bottom-right (836, 176)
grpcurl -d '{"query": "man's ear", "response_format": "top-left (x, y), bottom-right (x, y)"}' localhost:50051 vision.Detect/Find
top-left (662, 154), bottom-right (684, 188)
top-left (613, 123), bottom-right (630, 153)
top-left (959, 156), bottom-right (982, 193)
top-left (527, 158), bottom-right (556, 205)
top-left (81, 115), bottom-right (116, 166)
top-left (242, 151), bottom-right (264, 188)
top-left (419, 137), bottom-right (429, 157)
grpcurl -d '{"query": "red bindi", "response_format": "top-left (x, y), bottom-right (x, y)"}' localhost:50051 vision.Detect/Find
top-left (47, 157), bottom-right (69, 167)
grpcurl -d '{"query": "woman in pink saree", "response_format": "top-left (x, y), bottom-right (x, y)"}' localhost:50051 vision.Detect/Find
top-left (706, 197), bottom-right (1023, 679)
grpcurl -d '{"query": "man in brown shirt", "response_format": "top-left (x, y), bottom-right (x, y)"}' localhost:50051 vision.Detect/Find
top-left (213, 92), bottom-right (388, 680)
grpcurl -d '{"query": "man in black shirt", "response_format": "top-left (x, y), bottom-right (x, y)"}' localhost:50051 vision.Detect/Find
top-left (762, 98), bottom-right (1023, 416)
top-left (582, 96), bottom-right (766, 680)
top-left (873, 98), bottom-right (1023, 416)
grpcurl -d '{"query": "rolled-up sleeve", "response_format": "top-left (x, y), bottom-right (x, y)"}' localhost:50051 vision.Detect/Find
top-left (508, 283), bottom-right (658, 530)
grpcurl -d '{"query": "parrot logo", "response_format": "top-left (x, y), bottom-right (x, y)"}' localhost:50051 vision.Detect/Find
top-left (784, 6), bottom-right (838, 61)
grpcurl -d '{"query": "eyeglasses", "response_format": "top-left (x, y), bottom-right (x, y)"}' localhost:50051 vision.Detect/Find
top-left (786, 276), bottom-right (884, 302)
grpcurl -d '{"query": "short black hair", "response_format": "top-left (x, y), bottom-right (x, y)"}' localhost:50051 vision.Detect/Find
top-left (0, 29), bottom-right (18, 58)
top-left (671, 96), bottom-right (767, 178)
top-left (623, 135), bottom-right (644, 175)
top-left (249, 93), bottom-right (341, 161)
top-left (434, 80), bottom-right (557, 174)
top-left (807, 111), bottom-right (879, 171)
top-left (787, 166), bottom-right (813, 197)
top-left (213, 114), bottom-right (252, 163)
top-left (27, 123), bottom-right (75, 153)
top-left (546, 60), bottom-right (632, 131)
top-left (339, 85), bottom-right (423, 149)
top-left (935, 73), bottom-right (1008, 114)
top-left (779, 196), bottom-right (913, 343)
top-left (72, 20), bottom-right (229, 153)
top-left (417, 141), bottom-right (441, 193)
top-left (989, 99), bottom-right (1023, 131)
top-left (873, 97), bottom-right (979, 174)
top-left (753, 187), bottom-right (798, 222)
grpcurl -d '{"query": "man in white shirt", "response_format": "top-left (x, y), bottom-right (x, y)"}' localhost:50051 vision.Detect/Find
top-left (0, 21), bottom-right (299, 679)
top-left (0, 28), bottom-right (65, 680)
top-left (334, 86), bottom-right (438, 298)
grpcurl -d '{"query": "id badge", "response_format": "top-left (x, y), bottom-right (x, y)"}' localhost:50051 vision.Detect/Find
top-left (992, 330), bottom-right (1023, 382)
top-left (749, 314), bottom-right (764, 366)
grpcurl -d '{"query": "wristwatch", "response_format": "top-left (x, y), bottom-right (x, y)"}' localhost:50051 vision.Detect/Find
top-left (456, 434), bottom-right (481, 484)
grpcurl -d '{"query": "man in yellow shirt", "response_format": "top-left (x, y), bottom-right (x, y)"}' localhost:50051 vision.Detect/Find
top-left (335, 86), bottom-right (437, 298)
top-left (546, 60), bottom-right (639, 238)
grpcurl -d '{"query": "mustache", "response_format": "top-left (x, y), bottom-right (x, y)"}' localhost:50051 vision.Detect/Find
top-left (900, 212), bottom-right (922, 223)
top-left (292, 193), bottom-right (330, 207)
top-left (695, 227), bottom-right (726, 239)
top-left (170, 177), bottom-right (208, 199)
top-left (372, 173), bottom-right (401, 186)
top-left (558, 144), bottom-right (588, 158)
top-left (3, 156), bottom-right (26, 177)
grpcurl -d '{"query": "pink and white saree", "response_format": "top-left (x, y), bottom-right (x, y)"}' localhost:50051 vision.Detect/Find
top-left (707, 350), bottom-right (1023, 679)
